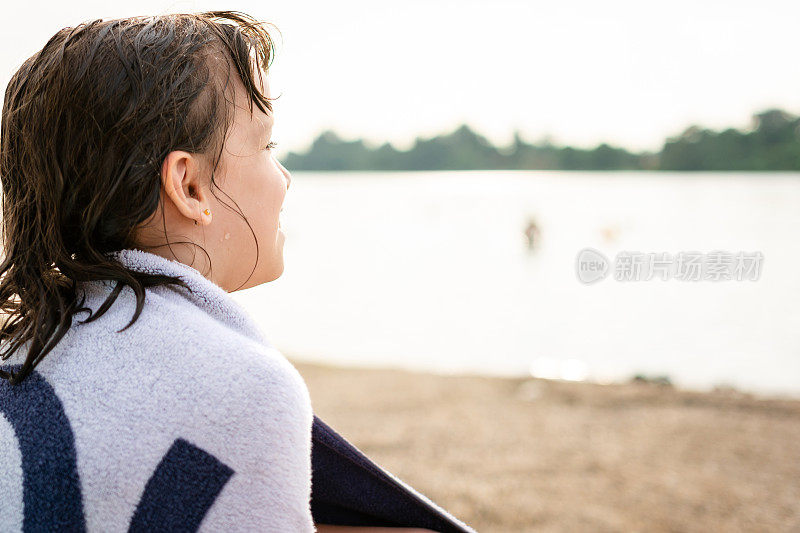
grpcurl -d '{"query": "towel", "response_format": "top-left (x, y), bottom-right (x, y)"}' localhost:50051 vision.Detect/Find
top-left (309, 416), bottom-right (477, 532)
top-left (0, 248), bottom-right (315, 532)
top-left (0, 248), bottom-right (477, 533)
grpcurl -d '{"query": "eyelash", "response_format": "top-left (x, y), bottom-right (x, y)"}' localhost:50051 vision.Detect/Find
top-left (264, 140), bottom-right (278, 151)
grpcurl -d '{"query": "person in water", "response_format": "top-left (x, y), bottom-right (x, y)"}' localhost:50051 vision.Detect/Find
top-left (524, 217), bottom-right (541, 251)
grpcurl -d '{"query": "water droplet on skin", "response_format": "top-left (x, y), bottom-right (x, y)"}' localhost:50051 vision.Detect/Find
top-left (224, 233), bottom-right (230, 240)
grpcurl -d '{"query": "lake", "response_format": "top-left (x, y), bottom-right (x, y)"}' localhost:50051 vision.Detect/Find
top-left (232, 171), bottom-right (800, 399)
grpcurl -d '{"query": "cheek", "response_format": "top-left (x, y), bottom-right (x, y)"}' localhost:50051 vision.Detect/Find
top-left (228, 158), bottom-right (286, 238)
top-left (257, 167), bottom-right (287, 228)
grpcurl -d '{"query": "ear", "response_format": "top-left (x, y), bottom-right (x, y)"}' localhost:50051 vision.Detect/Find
top-left (160, 151), bottom-right (212, 226)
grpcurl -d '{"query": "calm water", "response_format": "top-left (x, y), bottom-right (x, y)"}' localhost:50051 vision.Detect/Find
top-left (232, 171), bottom-right (800, 398)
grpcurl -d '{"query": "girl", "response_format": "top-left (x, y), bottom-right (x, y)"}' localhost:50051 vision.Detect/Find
top-left (0, 10), bottom-right (470, 533)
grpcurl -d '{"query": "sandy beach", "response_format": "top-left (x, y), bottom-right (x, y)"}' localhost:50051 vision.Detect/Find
top-left (294, 360), bottom-right (800, 533)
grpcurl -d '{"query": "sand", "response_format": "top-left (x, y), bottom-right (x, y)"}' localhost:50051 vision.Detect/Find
top-left (293, 360), bottom-right (800, 533)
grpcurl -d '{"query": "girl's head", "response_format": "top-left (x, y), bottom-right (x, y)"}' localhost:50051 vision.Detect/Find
top-left (0, 11), bottom-right (290, 384)
top-left (132, 25), bottom-right (292, 291)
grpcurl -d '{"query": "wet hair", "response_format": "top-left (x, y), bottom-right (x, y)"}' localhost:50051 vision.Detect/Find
top-left (0, 11), bottom-right (278, 384)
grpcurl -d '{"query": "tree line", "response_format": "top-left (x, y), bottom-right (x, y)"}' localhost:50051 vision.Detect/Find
top-left (282, 108), bottom-right (800, 171)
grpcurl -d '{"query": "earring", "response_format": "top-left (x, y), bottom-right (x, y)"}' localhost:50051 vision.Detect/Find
top-left (195, 209), bottom-right (210, 226)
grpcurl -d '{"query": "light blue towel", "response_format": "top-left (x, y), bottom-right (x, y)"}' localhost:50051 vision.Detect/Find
top-left (0, 248), bottom-right (316, 532)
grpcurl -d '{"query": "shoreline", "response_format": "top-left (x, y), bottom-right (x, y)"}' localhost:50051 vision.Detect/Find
top-left (294, 359), bottom-right (800, 532)
top-left (288, 355), bottom-right (800, 403)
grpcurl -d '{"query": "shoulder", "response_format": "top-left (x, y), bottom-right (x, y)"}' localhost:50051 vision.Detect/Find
top-left (88, 280), bottom-right (313, 419)
top-left (57, 277), bottom-right (315, 452)
top-left (2, 285), bottom-right (317, 531)
top-left (55, 278), bottom-right (314, 433)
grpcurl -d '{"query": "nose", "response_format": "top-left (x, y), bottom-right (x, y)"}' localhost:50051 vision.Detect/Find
top-left (275, 157), bottom-right (291, 190)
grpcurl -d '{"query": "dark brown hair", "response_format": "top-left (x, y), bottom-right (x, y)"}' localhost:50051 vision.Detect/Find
top-left (0, 11), bottom-right (279, 384)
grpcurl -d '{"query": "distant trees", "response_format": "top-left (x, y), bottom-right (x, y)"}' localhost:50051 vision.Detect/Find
top-left (284, 125), bottom-right (506, 171)
top-left (660, 110), bottom-right (800, 170)
top-left (282, 108), bottom-right (800, 171)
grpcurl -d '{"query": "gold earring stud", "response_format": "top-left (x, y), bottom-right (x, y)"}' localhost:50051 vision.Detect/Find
top-left (204, 209), bottom-right (211, 216)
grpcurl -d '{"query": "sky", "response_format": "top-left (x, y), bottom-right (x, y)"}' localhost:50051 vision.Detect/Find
top-left (1, 0), bottom-right (799, 155)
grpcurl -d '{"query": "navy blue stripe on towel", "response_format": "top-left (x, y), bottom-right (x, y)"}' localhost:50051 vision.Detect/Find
top-left (310, 414), bottom-right (476, 533)
top-left (128, 437), bottom-right (234, 533)
top-left (0, 364), bottom-right (86, 533)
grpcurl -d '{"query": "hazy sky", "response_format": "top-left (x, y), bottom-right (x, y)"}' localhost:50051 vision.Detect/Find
top-left (2, 1), bottom-right (799, 154)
